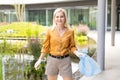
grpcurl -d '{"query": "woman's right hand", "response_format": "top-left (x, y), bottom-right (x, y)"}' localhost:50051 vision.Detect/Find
top-left (34, 59), bottom-right (42, 70)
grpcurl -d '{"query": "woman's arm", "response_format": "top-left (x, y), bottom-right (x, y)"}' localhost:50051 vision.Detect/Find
top-left (39, 52), bottom-right (46, 60)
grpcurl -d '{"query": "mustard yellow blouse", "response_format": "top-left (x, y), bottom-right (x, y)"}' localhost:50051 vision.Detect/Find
top-left (41, 28), bottom-right (77, 56)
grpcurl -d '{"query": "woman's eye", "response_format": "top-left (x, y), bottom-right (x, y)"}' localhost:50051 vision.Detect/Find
top-left (60, 16), bottom-right (64, 18)
top-left (56, 15), bottom-right (64, 18)
top-left (56, 16), bottom-right (59, 18)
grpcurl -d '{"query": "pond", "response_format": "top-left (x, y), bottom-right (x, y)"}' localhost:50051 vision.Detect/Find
top-left (1, 53), bottom-right (47, 80)
top-left (2, 54), bottom-right (34, 80)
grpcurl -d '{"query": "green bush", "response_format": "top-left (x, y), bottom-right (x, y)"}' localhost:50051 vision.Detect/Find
top-left (28, 38), bottom-right (42, 59)
top-left (24, 60), bottom-right (46, 80)
top-left (88, 21), bottom-right (96, 30)
top-left (24, 38), bottom-right (47, 80)
top-left (0, 38), bottom-right (27, 55)
top-left (0, 22), bottom-right (47, 38)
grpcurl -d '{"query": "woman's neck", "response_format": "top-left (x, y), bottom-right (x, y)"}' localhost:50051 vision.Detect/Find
top-left (57, 25), bottom-right (64, 30)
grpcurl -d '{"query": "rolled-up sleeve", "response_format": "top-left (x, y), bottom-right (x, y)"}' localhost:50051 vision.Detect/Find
top-left (70, 30), bottom-right (77, 53)
top-left (41, 29), bottom-right (50, 53)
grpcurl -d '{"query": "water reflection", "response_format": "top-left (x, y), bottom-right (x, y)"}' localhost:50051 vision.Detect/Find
top-left (2, 54), bottom-right (33, 80)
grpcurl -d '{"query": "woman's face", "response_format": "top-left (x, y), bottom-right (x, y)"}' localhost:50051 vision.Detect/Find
top-left (54, 11), bottom-right (66, 26)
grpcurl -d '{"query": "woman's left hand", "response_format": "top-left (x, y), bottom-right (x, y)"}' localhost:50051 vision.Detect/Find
top-left (74, 50), bottom-right (85, 57)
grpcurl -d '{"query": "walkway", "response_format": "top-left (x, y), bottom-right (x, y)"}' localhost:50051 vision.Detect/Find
top-left (58, 31), bottom-right (120, 80)
top-left (80, 31), bottom-right (120, 80)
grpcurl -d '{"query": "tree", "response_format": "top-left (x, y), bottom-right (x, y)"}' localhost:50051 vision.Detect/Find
top-left (13, 2), bottom-right (25, 22)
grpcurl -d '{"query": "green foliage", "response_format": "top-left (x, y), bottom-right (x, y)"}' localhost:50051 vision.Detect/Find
top-left (75, 35), bottom-right (88, 47)
top-left (0, 38), bottom-right (27, 55)
top-left (25, 38), bottom-right (46, 80)
top-left (28, 38), bottom-right (42, 59)
top-left (0, 22), bottom-right (47, 80)
top-left (0, 22), bottom-right (47, 38)
top-left (0, 41), bottom-right (15, 55)
top-left (25, 30), bottom-right (46, 79)
top-left (24, 60), bottom-right (46, 80)
top-left (0, 55), bottom-right (2, 80)
top-left (88, 21), bottom-right (96, 30)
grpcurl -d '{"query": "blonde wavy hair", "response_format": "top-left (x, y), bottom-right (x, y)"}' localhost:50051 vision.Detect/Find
top-left (52, 8), bottom-right (69, 30)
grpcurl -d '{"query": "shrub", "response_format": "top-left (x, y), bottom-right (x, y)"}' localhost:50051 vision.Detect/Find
top-left (0, 22), bottom-right (47, 38)
top-left (0, 38), bottom-right (27, 55)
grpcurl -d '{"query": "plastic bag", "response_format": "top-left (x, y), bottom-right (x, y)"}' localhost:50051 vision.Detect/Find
top-left (78, 54), bottom-right (101, 77)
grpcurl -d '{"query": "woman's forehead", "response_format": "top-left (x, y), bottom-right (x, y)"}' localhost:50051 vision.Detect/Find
top-left (54, 11), bottom-right (65, 16)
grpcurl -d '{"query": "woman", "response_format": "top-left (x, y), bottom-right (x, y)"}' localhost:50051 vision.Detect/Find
top-left (34, 8), bottom-right (84, 80)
